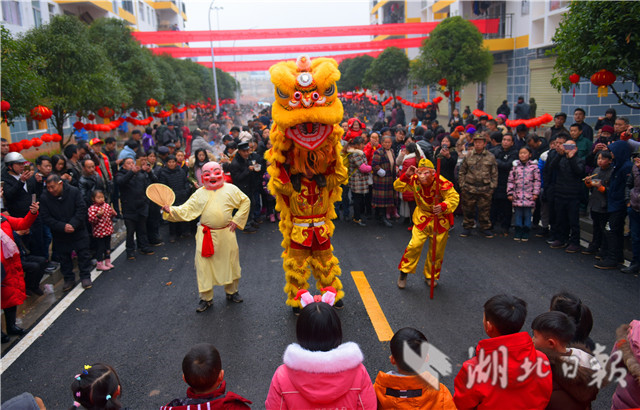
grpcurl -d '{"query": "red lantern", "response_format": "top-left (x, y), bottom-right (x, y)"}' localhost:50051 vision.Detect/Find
top-left (73, 121), bottom-right (84, 130)
top-left (454, 91), bottom-right (460, 96)
top-left (378, 90), bottom-right (385, 95)
top-left (413, 90), bottom-right (418, 96)
top-left (1, 100), bottom-right (10, 112)
top-left (97, 107), bottom-right (115, 124)
top-left (30, 105), bottom-right (52, 121)
top-left (130, 111), bottom-right (138, 118)
top-left (21, 139), bottom-right (33, 150)
top-left (146, 98), bottom-right (159, 113)
top-left (569, 73), bottom-right (580, 97)
top-left (454, 96), bottom-right (461, 103)
top-left (590, 69), bottom-right (616, 97)
top-left (87, 114), bottom-right (95, 121)
top-left (52, 133), bottom-right (62, 142)
top-left (444, 91), bottom-right (450, 98)
top-left (9, 142), bottom-right (21, 152)
top-left (438, 78), bottom-right (447, 87)
top-left (433, 96), bottom-right (443, 104)
top-left (41, 133), bottom-right (52, 143)
top-left (31, 137), bottom-right (43, 147)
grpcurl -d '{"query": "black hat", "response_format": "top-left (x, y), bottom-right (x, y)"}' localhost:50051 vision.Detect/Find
top-left (380, 127), bottom-right (390, 135)
top-left (237, 141), bottom-right (250, 151)
top-left (157, 146), bottom-right (170, 154)
top-left (554, 112), bottom-right (567, 119)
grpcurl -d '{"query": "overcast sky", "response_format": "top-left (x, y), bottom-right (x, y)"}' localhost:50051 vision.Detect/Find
top-left (184, 0), bottom-right (372, 63)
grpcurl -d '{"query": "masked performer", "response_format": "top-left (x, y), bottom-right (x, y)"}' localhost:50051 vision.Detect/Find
top-left (162, 162), bottom-right (250, 312)
top-left (395, 159), bottom-right (459, 289)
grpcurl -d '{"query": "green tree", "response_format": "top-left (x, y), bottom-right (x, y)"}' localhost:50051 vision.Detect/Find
top-left (364, 47), bottom-right (409, 97)
top-left (0, 26), bottom-right (45, 124)
top-left (549, 1), bottom-right (640, 109)
top-left (411, 16), bottom-right (493, 113)
top-left (20, 15), bottom-right (129, 147)
top-left (338, 55), bottom-right (374, 92)
top-left (87, 18), bottom-right (164, 112)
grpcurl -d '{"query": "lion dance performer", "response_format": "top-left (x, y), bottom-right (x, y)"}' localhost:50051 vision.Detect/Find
top-left (161, 162), bottom-right (250, 313)
top-left (265, 55), bottom-right (348, 313)
top-left (395, 159), bottom-right (459, 290)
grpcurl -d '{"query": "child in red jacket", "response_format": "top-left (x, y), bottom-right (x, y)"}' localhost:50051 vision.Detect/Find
top-left (162, 343), bottom-right (251, 409)
top-left (87, 190), bottom-right (116, 271)
top-left (454, 294), bottom-right (553, 409)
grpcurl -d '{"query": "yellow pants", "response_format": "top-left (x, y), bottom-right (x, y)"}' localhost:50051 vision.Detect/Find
top-left (199, 279), bottom-right (239, 302)
top-left (398, 226), bottom-right (449, 280)
top-left (282, 247), bottom-right (344, 307)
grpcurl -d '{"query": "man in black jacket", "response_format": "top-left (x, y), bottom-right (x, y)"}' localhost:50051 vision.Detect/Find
top-left (229, 142), bottom-right (258, 233)
top-left (116, 157), bottom-right (157, 259)
top-left (491, 133), bottom-right (518, 235)
top-left (548, 140), bottom-right (585, 253)
top-left (158, 155), bottom-right (191, 242)
top-left (39, 175), bottom-right (93, 290)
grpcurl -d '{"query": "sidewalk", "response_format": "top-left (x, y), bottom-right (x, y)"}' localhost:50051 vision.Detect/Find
top-left (1, 219), bottom-right (127, 355)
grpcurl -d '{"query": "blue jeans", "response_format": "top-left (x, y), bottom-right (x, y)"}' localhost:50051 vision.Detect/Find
top-left (513, 206), bottom-right (533, 228)
top-left (628, 207), bottom-right (640, 263)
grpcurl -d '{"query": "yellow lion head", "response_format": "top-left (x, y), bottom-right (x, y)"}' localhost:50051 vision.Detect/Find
top-left (269, 55), bottom-right (343, 152)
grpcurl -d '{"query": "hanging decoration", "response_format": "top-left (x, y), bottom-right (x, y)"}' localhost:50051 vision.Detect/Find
top-left (21, 139), bottom-right (33, 150)
top-left (31, 137), bottom-right (43, 148)
top-left (590, 69), bottom-right (616, 98)
top-left (9, 142), bottom-right (21, 152)
top-left (413, 90), bottom-right (418, 96)
top-left (569, 73), bottom-right (580, 97)
top-left (41, 133), bottom-right (53, 143)
top-left (97, 107), bottom-right (115, 124)
top-left (30, 105), bottom-right (52, 129)
top-left (146, 98), bottom-right (159, 113)
top-left (505, 113), bottom-right (553, 128)
top-left (1, 100), bottom-right (10, 123)
top-left (454, 96), bottom-right (461, 103)
top-left (51, 133), bottom-right (63, 142)
top-left (472, 109), bottom-right (493, 120)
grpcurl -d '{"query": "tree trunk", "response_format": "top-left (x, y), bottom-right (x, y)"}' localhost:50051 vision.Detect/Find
top-left (449, 87), bottom-right (456, 118)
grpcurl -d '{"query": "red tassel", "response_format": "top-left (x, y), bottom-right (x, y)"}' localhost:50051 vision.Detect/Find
top-left (201, 226), bottom-right (215, 257)
top-left (573, 86), bottom-right (575, 98)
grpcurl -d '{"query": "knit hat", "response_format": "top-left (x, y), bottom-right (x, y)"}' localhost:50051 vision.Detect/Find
top-left (465, 125), bottom-right (477, 134)
top-left (418, 158), bottom-right (434, 169)
top-left (601, 125), bottom-right (614, 135)
top-left (455, 125), bottom-right (465, 132)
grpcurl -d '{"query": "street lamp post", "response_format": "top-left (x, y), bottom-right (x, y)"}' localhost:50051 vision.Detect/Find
top-left (208, 0), bottom-right (220, 115)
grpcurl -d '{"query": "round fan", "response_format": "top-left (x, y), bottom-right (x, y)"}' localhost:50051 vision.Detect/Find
top-left (146, 183), bottom-right (175, 207)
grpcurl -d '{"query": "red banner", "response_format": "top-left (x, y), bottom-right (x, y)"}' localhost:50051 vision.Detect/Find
top-left (153, 37), bottom-right (428, 58)
top-left (200, 51), bottom-right (383, 72)
top-left (132, 20), bottom-right (499, 44)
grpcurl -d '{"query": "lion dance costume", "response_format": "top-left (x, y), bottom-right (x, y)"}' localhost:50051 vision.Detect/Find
top-left (265, 55), bottom-right (348, 309)
top-left (395, 159), bottom-right (459, 284)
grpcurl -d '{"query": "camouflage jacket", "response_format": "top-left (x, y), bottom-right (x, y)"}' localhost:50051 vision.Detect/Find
top-left (459, 149), bottom-right (498, 194)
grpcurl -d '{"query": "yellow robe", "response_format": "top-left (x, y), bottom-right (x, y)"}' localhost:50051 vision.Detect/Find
top-left (163, 184), bottom-right (250, 292)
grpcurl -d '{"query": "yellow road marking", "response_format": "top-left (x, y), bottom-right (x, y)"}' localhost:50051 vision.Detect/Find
top-left (350, 271), bottom-right (394, 342)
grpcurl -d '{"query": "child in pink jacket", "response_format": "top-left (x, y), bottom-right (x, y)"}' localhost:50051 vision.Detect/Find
top-left (507, 146), bottom-right (541, 241)
top-left (265, 296), bottom-right (376, 409)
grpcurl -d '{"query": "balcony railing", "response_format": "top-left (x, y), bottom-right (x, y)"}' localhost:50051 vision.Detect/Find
top-left (481, 13), bottom-right (512, 39)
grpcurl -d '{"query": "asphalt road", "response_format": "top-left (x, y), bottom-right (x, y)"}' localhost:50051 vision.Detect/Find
top-left (1, 216), bottom-right (638, 409)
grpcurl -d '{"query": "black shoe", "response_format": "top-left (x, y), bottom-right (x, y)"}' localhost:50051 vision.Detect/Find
top-left (380, 218), bottom-right (393, 228)
top-left (582, 245), bottom-right (598, 255)
top-left (535, 227), bottom-right (549, 238)
top-left (196, 299), bottom-right (212, 313)
top-left (169, 236), bottom-right (177, 243)
top-left (150, 241), bottom-right (164, 247)
top-left (226, 292), bottom-right (243, 303)
top-left (7, 325), bottom-right (27, 336)
top-left (621, 263), bottom-right (640, 274)
top-left (481, 229), bottom-right (494, 238)
top-left (334, 299), bottom-right (344, 309)
top-left (460, 229), bottom-right (471, 237)
top-left (44, 261), bottom-right (60, 273)
top-left (242, 226), bottom-right (258, 234)
top-left (292, 307), bottom-right (301, 315)
top-left (127, 253), bottom-right (136, 260)
top-left (594, 259), bottom-right (618, 270)
top-left (1, 333), bottom-right (9, 343)
top-left (81, 278), bottom-right (92, 289)
top-left (139, 248), bottom-right (155, 255)
top-left (62, 280), bottom-right (76, 292)
top-left (565, 244), bottom-right (581, 253)
top-left (250, 221), bottom-right (260, 229)
top-left (549, 240), bottom-right (567, 249)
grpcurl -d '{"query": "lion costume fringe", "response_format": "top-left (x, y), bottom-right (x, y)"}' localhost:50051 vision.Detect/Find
top-left (265, 55), bottom-right (348, 309)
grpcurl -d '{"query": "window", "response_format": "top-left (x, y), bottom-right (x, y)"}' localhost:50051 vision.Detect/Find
top-left (122, 0), bottom-right (133, 14)
top-left (521, 0), bottom-right (529, 15)
top-left (48, 3), bottom-right (55, 18)
top-left (32, 0), bottom-right (42, 28)
top-left (2, 1), bottom-right (22, 26)
top-left (139, 1), bottom-right (145, 21)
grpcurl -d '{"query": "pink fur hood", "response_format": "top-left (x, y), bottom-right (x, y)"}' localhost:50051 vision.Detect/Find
top-left (265, 342), bottom-right (376, 409)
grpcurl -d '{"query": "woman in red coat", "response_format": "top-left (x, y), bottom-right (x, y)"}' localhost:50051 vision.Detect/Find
top-left (1, 195), bottom-right (39, 344)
